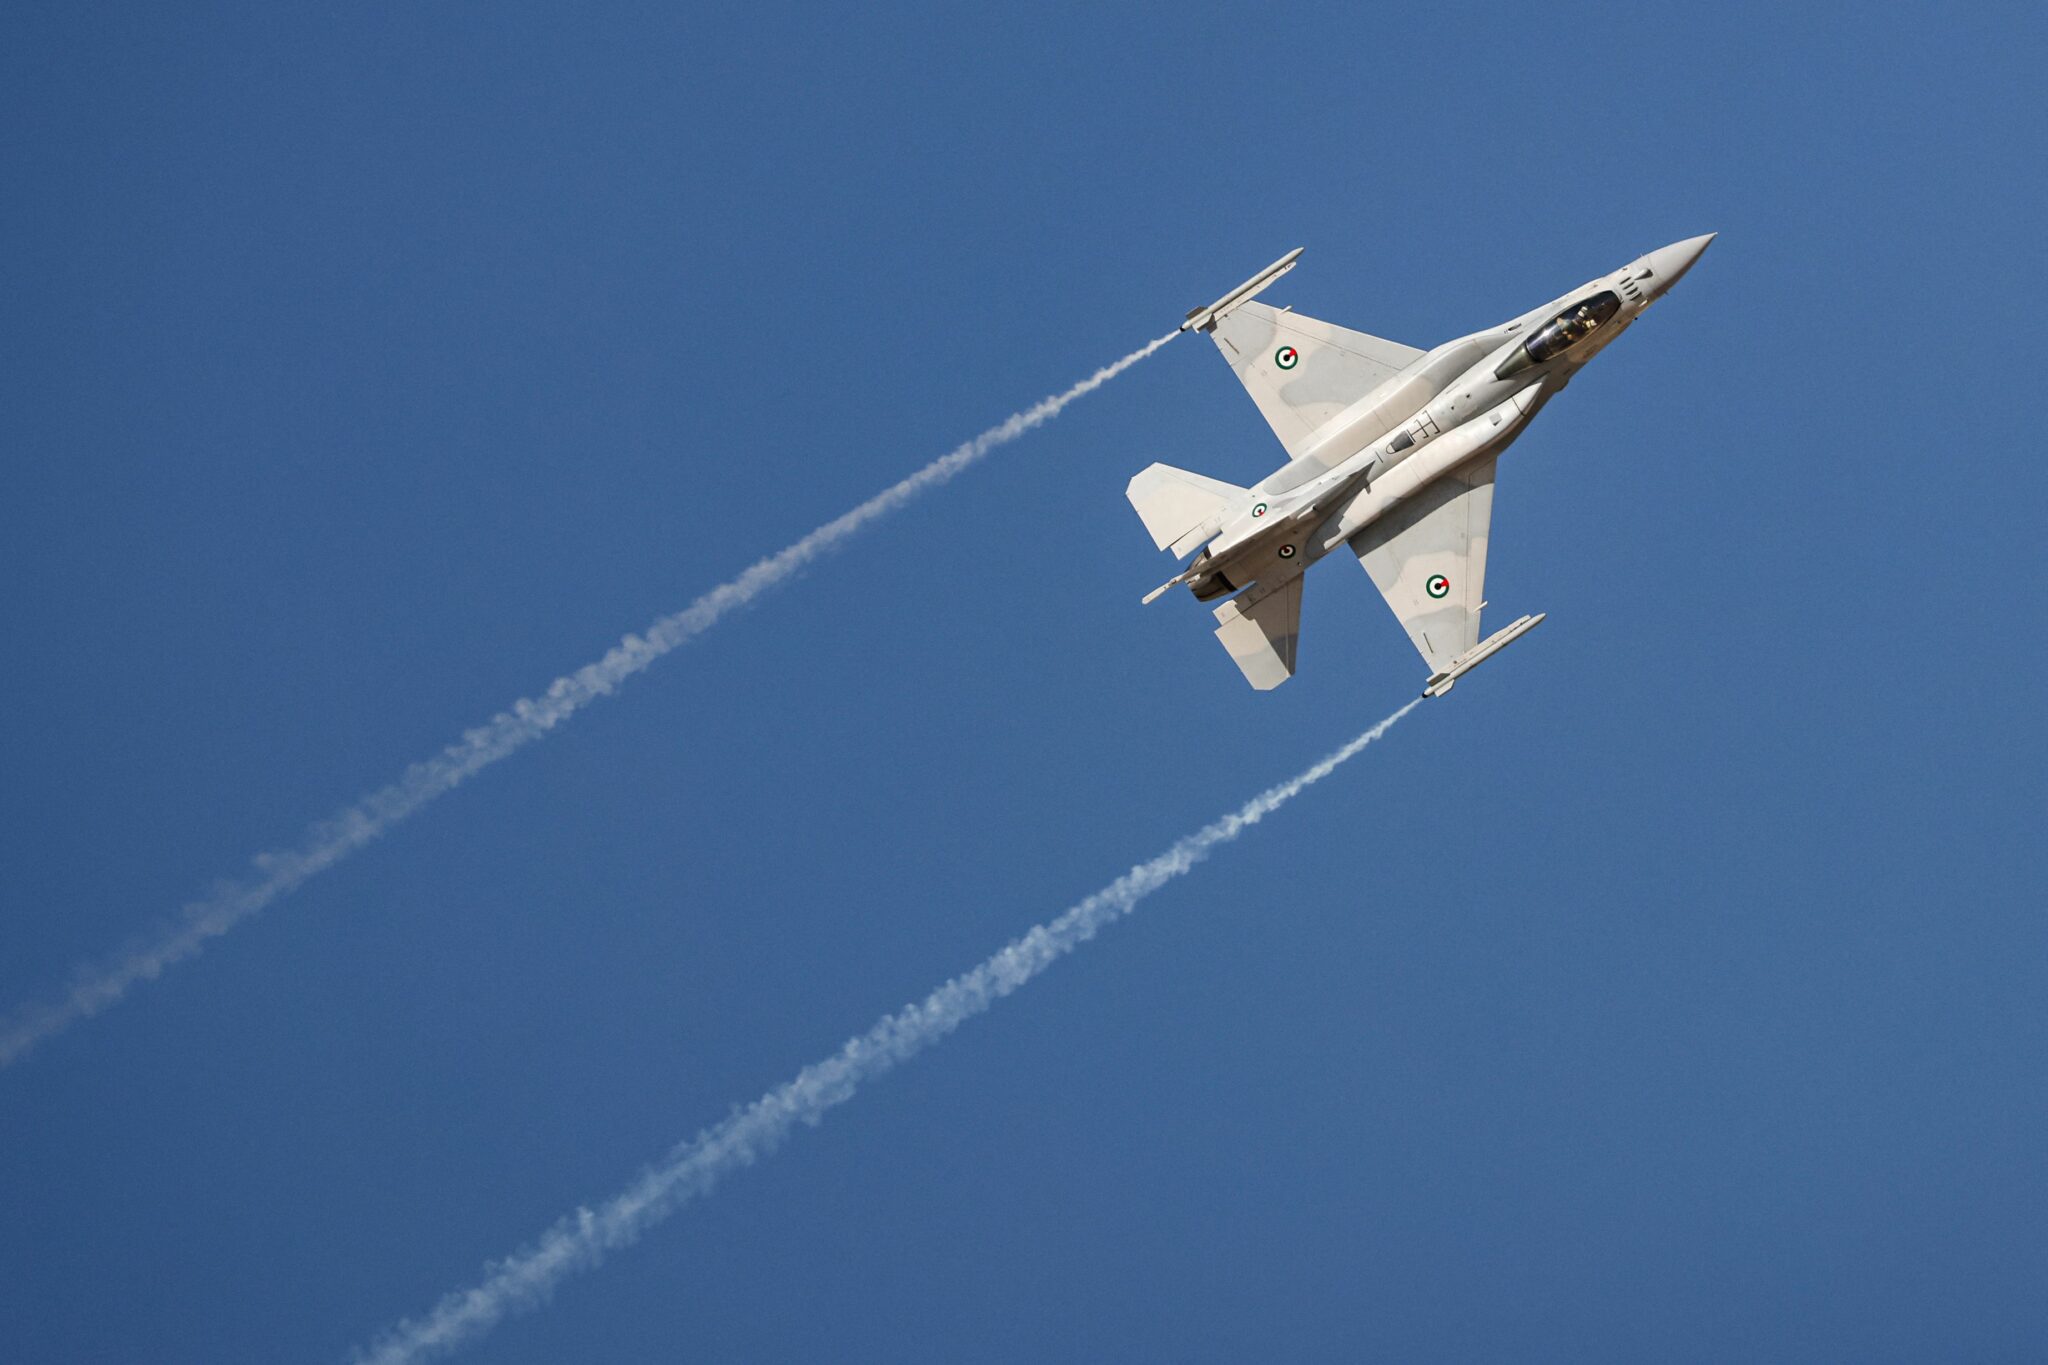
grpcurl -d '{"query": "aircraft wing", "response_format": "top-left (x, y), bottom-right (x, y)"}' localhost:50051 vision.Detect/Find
top-left (1209, 302), bottom-right (1425, 459)
top-left (1348, 458), bottom-right (1496, 674)
top-left (1211, 575), bottom-right (1304, 691)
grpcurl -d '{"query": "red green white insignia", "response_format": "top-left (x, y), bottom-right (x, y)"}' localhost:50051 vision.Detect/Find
top-left (1274, 345), bottom-right (1300, 370)
top-left (1426, 574), bottom-right (1451, 598)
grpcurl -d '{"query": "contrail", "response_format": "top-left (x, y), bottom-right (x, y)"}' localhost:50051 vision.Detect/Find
top-left (351, 700), bottom-right (1421, 1365)
top-left (0, 332), bottom-right (1180, 1069)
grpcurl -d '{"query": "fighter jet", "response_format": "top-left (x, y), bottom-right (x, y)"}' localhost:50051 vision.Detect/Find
top-left (1129, 235), bottom-right (1714, 695)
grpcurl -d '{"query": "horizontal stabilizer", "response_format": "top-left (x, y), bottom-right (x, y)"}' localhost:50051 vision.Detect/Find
top-left (1212, 576), bottom-right (1304, 691)
top-left (1126, 463), bottom-right (1247, 558)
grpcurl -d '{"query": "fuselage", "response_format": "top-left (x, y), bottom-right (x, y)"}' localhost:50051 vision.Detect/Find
top-left (1183, 234), bottom-right (1714, 602)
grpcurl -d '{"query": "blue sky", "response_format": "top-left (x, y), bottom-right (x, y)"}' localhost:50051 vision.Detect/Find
top-left (4, 2), bottom-right (2044, 1360)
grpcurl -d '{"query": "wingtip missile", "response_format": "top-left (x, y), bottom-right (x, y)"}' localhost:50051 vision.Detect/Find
top-left (1181, 248), bottom-right (1304, 333)
top-left (1421, 612), bottom-right (1545, 698)
top-left (1142, 564), bottom-right (1201, 605)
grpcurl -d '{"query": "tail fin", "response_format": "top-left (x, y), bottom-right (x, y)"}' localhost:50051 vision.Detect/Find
top-left (1126, 463), bottom-right (1248, 558)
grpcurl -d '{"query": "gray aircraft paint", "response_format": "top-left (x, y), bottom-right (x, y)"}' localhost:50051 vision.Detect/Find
top-left (1129, 234), bottom-right (1715, 694)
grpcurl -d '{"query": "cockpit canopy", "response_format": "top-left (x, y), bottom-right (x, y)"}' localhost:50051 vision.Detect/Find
top-left (1496, 291), bottom-right (1622, 378)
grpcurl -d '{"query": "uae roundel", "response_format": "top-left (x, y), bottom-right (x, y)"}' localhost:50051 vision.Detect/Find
top-left (1251, 502), bottom-right (1268, 518)
top-left (1277, 543), bottom-right (1296, 559)
top-left (1274, 345), bottom-right (1300, 370)
top-left (1426, 573), bottom-right (1451, 599)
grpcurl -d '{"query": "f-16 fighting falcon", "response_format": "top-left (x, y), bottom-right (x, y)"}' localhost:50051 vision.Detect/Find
top-left (1129, 235), bottom-right (1714, 695)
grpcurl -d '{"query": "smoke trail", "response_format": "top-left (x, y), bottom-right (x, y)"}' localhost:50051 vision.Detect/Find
top-left (0, 332), bottom-right (1180, 1069)
top-left (351, 700), bottom-right (1421, 1365)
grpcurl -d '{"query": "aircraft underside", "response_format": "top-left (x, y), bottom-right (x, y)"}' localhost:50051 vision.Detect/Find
top-left (1128, 235), bottom-right (1714, 694)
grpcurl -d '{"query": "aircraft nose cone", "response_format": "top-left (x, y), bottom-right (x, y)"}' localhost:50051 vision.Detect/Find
top-left (1643, 233), bottom-right (1716, 296)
